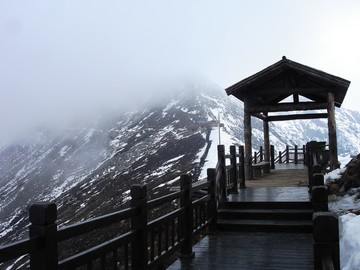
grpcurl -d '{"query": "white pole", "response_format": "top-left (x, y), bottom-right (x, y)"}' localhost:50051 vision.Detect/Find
top-left (218, 111), bottom-right (221, 145)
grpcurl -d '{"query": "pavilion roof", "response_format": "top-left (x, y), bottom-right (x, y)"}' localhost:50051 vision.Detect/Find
top-left (225, 56), bottom-right (350, 108)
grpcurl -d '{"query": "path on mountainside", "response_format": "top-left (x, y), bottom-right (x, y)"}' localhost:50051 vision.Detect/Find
top-left (246, 168), bottom-right (308, 188)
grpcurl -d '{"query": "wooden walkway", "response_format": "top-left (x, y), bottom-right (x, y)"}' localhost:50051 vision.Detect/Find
top-left (168, 167), bottom-right (314, 270)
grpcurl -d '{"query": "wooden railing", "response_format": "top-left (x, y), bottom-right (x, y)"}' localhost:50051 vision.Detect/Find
top-left (252, 145), bottom-right (306, 167)
top-left (274, 145), bottom-right (306, 164)
top-left (305, 141), bottom-right (339, 270)
top-left (217, 145), bottom-right (245, 199)
top-left (0, 144), bottom-right (244, 270)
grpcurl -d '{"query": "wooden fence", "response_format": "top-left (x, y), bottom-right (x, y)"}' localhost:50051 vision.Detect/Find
top-left (253, 145), bottom-right (306, 166)
top-left (0, 145), bottom-right (244, 270)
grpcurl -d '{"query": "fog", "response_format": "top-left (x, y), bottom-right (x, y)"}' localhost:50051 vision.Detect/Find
top-left (0, 1), bottom-right (200, 145)
top-left (1, 1), bottom-right (360, 146)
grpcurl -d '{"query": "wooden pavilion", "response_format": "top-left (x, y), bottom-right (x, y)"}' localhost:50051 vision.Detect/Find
top-left (226, 56), bottom-right (350, 179)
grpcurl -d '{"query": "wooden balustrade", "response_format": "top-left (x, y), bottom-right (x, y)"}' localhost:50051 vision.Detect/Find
top-left (272, 144), bottom-right (306, 165)
top-left (0, 144), bottom-right (245, 270)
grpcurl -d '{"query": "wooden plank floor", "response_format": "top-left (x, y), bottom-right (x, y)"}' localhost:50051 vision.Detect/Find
top-left (246, 165), bottom-right (309, 188)
top-left (167, 232), bottom-right (313, 270)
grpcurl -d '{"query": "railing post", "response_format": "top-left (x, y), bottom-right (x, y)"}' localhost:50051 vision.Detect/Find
top-left (29, 203), bottom-right (58, 270)
top-left (294, 145), bottom-right (298, 164)
top-left (217, 145), bottom-right (227, 199)
top-left (270, 145), bottom-right (275, 169)
top-left (278, 151), bottom-right (282, 163)
top-left (312, 187), bottom-right (328, 212)
top-left (230, 146), bottom-right (238, 194)
top-left (131, 185), bottom-right (148, 270)
top-left (207, 168), bottom-right (217, 232)
top-left (309, 165), bottom-right (323, 192)
top-left (180, 174), bottom-right (195, 258)
top-left (286, 145), bottom-right (289, 163)
top-left (313, 212), bottom-right (340, 270)
top-left (313, 173), bottom-right (324, 187)
top-left (259, 146), bottom-right (263, 162)
top-left (239, 145), bottom-right (246, 189)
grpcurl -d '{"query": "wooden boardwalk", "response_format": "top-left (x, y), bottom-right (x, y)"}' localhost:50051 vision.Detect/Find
top-left (168, 168), bottom-right (314, 270)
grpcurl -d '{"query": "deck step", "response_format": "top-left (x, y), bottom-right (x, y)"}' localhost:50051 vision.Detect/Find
top-left (218, 208), bottom-right (313, 220)
top-left (217, 219), bottom-right (313, 233)
top-left (219, 201), bottom-right (312, 210)
top-left (217, 200), bottom-right (313, 233)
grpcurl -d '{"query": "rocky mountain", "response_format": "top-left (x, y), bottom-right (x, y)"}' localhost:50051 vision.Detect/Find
top-left (1, 78), bottom-right (360, 269)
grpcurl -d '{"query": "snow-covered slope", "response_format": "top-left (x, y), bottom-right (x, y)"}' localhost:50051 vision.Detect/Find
top-left (1, 77), bottom-right (360, 269)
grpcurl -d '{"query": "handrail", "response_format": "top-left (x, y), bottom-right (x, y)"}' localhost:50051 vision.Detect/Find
top-left (58, 231), bottom-right (134, 269)
top-left (58, 207), bottom-right (136, 241)
top-left (147, 190), bottom-right (184, 210)
top-left (0, 237), bottom-right (40, 263)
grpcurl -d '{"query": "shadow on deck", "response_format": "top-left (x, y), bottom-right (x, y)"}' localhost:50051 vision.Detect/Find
top-left (167, 232), bottom-right (313, 270)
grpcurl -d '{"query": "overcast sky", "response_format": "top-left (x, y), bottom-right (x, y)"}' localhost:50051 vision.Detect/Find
top-left (1, 0), bottom-right (360, 144)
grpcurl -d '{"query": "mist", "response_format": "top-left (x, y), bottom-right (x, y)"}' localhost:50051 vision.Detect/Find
top-left (2, 1), bottom-right (360, 146)
top-left (0, 1), bottom-right (201, 146)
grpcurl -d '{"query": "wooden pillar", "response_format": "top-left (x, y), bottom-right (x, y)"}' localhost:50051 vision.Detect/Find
top-left (270, 145), bottom-right (275, 169)
top-left (207, 168), bottom-right (217, 231)
top-left (230, 145), bottom-right (238, 194)
top-left (180, 175), bottom-right (194, 258)
top-left (327, 92), bottom-right (338, 170)
top-left (29, 203), bottom-right (58, 270)
top-left (217, 145), bottom-right (227, 199)
top-left (239, 145), bottom-right (246, 189)
top-left (263, 113), bottom-right (270, 162)
top-left (286, 145), bottom-right (290, 163)
top-left (131, 185), bottom-right (148, 270)
top-left (294, 145), bottom-right (298, 164)
top-left (244, 99), bottom-right (253, 180)
top-left (313, 212), bottom-right (340, 270)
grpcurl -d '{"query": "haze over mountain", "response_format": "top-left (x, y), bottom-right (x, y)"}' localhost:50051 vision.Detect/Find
top-left (1, 76), bottom-right (360, 269)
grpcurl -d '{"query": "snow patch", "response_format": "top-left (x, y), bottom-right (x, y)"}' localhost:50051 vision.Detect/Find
top-left (59, 145), bottom-right (72, 157)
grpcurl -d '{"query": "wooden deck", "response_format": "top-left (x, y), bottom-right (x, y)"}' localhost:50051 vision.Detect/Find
top-left (167, 232), bottom-right (313, 270)
top-left (168, 168), bottom-right (314, 270)
top-left (246, 164), bottom-right (308, 188)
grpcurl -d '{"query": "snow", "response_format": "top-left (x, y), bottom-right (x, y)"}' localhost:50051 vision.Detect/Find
top-left (197, 126), bottom-right (240, 179)
top-left (326, 163), bottom-right (360, 270)
top-left (84, 128), bottom-right (95, 142)
top-left (340, 214), bottom-right (360, 270)
top-left (59, 145), bottom-right (72, 157)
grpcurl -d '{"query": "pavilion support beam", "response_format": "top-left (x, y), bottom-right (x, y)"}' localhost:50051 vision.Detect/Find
top-left (263, 113), bottom-right (270, 162)
top-left (267, 113), bottom-right (328, 122)
top-left (247, 102), bottom-right (328, 113)
top-left (328, 92), bottom-right (338, 170)
top-left (252, 113), bottom-right (268, 121)
top-left (244, 98), bottom-right (253, 180)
